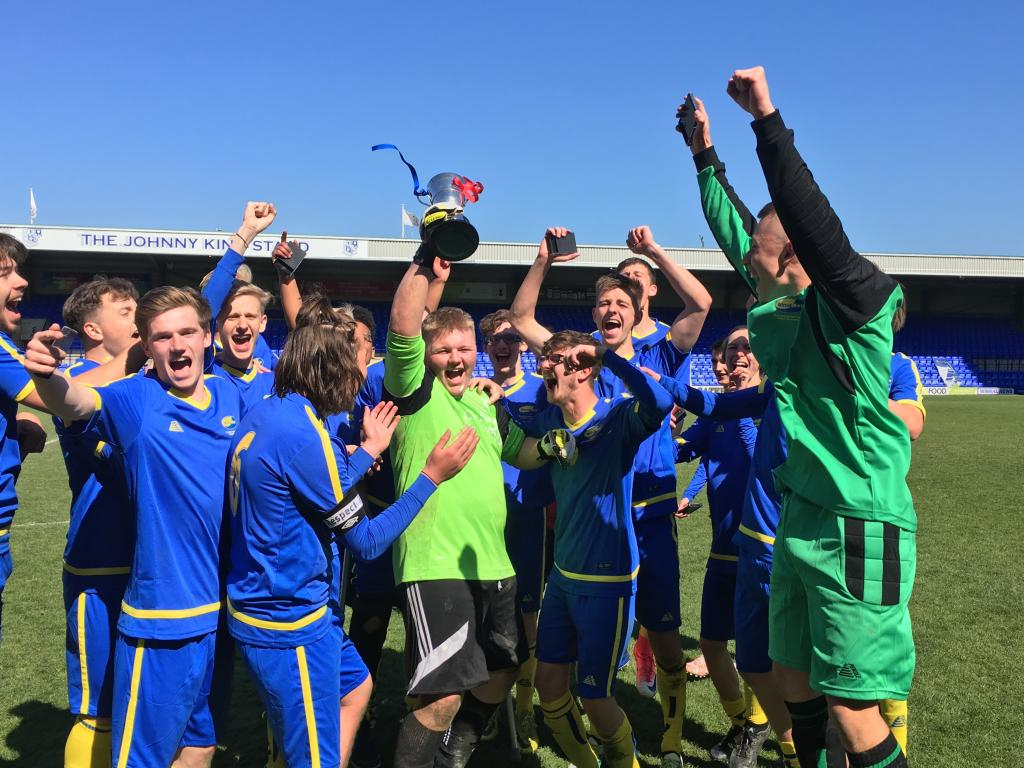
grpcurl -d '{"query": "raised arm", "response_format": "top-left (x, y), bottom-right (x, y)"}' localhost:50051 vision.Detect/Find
top-left (390, 260), bottom-right (435, 338)
top-left (273, 235), bottom-right (303, 330)
top-left (728, 67), bottom-right (897, 332)
top-left (21, 328), bottom-right (100, 424)
top-left (567, 344), bottom-right (672, 426)
top-left (509, 228), bottom-right (577, 354)
top-left (686, 96), bottom-right (758, 296)
top-left (202, 202), bottom-right (278, 319)
top-left (625, 226), bottom-right (711, 353)
top-left (425, 259), bottom-right (451, 315)
top-left (642, 365), bottom-right (771, 421)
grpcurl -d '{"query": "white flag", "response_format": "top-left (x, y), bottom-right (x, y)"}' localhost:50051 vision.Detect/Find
top-left (29, 188), bottom-right (37, 223)
top-left (402, 206), bottom-right (420, 228)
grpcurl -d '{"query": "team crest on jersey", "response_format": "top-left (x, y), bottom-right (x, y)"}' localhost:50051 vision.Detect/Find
top-left (517, 404), bottom-right (536, 414)
top-left (581, 425), bottom-right (602, 442)
top-left (168, 420), bottom-right (184, 433)
top-left (221, 415), bottom-right (237, 428)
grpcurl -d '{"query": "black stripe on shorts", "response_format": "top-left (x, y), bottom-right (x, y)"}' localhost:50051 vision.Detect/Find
top-left (843, 518), bottom-right (866, 601)
top-left (881, 523), bottom-right (902, 607)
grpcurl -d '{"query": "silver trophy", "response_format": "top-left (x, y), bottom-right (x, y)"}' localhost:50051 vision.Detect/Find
top-left (418, 173), bottom-right (482, 262)
top-left (372, 144), bottom-right (484, 262)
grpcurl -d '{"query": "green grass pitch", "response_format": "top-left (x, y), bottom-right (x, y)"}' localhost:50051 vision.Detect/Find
top-left (1, 397), bottom-right (1021, 766)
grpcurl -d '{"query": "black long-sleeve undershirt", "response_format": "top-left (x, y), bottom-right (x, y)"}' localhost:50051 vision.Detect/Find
top-left (753, 111), bottom-right (897, 334)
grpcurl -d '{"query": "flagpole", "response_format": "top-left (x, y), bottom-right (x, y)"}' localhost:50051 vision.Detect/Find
top-left (401, 205), bottom-right (406, 239)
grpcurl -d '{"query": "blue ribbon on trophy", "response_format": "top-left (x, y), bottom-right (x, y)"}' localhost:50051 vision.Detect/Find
top-left (371, 144), bottom-right (484, 263)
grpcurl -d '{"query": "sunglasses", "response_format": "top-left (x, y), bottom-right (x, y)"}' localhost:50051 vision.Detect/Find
top-left (538, 353), bottom-right (569, 366)
top-left (485, 333), bottom-right (522, 345)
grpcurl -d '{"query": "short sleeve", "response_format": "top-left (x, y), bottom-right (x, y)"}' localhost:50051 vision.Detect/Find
top-left (889, 355), bottom-right (925, 416)
top-left (88, 375), bottom-right (150, 449)
top-left (0, 337), bottom-right (34, 402)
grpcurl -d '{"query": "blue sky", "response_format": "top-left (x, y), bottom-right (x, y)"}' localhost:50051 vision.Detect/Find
top-left (3, 1), bottom-right (1021, 256)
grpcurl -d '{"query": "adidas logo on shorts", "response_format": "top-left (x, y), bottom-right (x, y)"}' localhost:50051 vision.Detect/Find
top-left (582, 675), bottom-right (597, 686)
top-left (837, 663), bottom-right (860, 679)
top-left (661, 611), bottom-right (674, 622)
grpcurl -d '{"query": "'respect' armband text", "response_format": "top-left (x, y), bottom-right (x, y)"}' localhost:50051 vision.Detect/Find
top-left (322, 487), bottom-right (367, 532)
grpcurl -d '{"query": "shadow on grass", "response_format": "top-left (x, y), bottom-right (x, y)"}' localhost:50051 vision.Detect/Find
top-left (0, 700), bottom-right (71, 767)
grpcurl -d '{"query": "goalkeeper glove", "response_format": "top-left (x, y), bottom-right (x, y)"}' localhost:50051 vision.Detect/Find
top-left (537, 428), bottom-right (578, 468)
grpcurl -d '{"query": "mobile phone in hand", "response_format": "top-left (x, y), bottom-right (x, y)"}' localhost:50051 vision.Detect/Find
top-left (675, 93), bottom-right (698, 146)
top-left (545, 231), bottom-right (578, 257)
top-left (54, 326), bottom-right (80, 353)
top-left (276, 241), bottom-right (308, 275)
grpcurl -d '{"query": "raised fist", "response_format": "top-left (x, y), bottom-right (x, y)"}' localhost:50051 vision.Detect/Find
top-left (626, 226), bottom-right (661, 258)
top-left (240, 201), bottom-right (278, 238)
top-left (726, 66), bottom-right (775, 119)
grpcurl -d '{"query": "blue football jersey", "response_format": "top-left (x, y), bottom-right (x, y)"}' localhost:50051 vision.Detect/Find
top-left (675, 415), bottom-right (757, 569)
top-left (226, 393), bottom-right (434, 647)
top-left (56, 359), bottom-right (134, 576)
top-left (0, 332), bottom-right (35, 589)
top-left (212, 359), bottom-right (275, 415)
top-left (593, 337), bottom-right (690, 521)
top-left (663, 378), bottom-right (785, 557)
top-left (83, 373), bottom-right (244, 639)
top-left (518, 349), bottom-right (672, 596)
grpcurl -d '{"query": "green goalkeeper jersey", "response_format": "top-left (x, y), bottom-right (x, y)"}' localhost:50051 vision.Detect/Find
top-left (748, 287), bottom-right (914, 529)
top-left (384, 330), bottom-right (518, 583)
top-left (734, 111), bottom-right (915, 530)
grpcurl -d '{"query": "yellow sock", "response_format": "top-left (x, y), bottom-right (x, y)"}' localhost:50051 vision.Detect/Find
top-left (656, 663), bottom-right (687, 754)
top-left (515, 645), bottom-right (537, 716)
top-left (595, 714), bottom-right (639, 768)
top-left (778, 738), bottom-right (799, 767)
top-left (64, 716), bottom-right (112, 768)
top-left (540, 692), bottom-right (598, 768)
top-left (880, 698), bottom-right (908, 755)
top-left (721, 695), bottom-right (746, 727)
top-left (744, 683), bottom-right (769, 727)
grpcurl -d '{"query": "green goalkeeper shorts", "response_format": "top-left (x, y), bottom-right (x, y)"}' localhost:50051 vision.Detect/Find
top-left (768, 494), bottom-right (916, 701)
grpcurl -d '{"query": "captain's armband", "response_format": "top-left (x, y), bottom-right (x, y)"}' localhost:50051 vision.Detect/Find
top-left (322, 487), bottom-right (367, 532)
